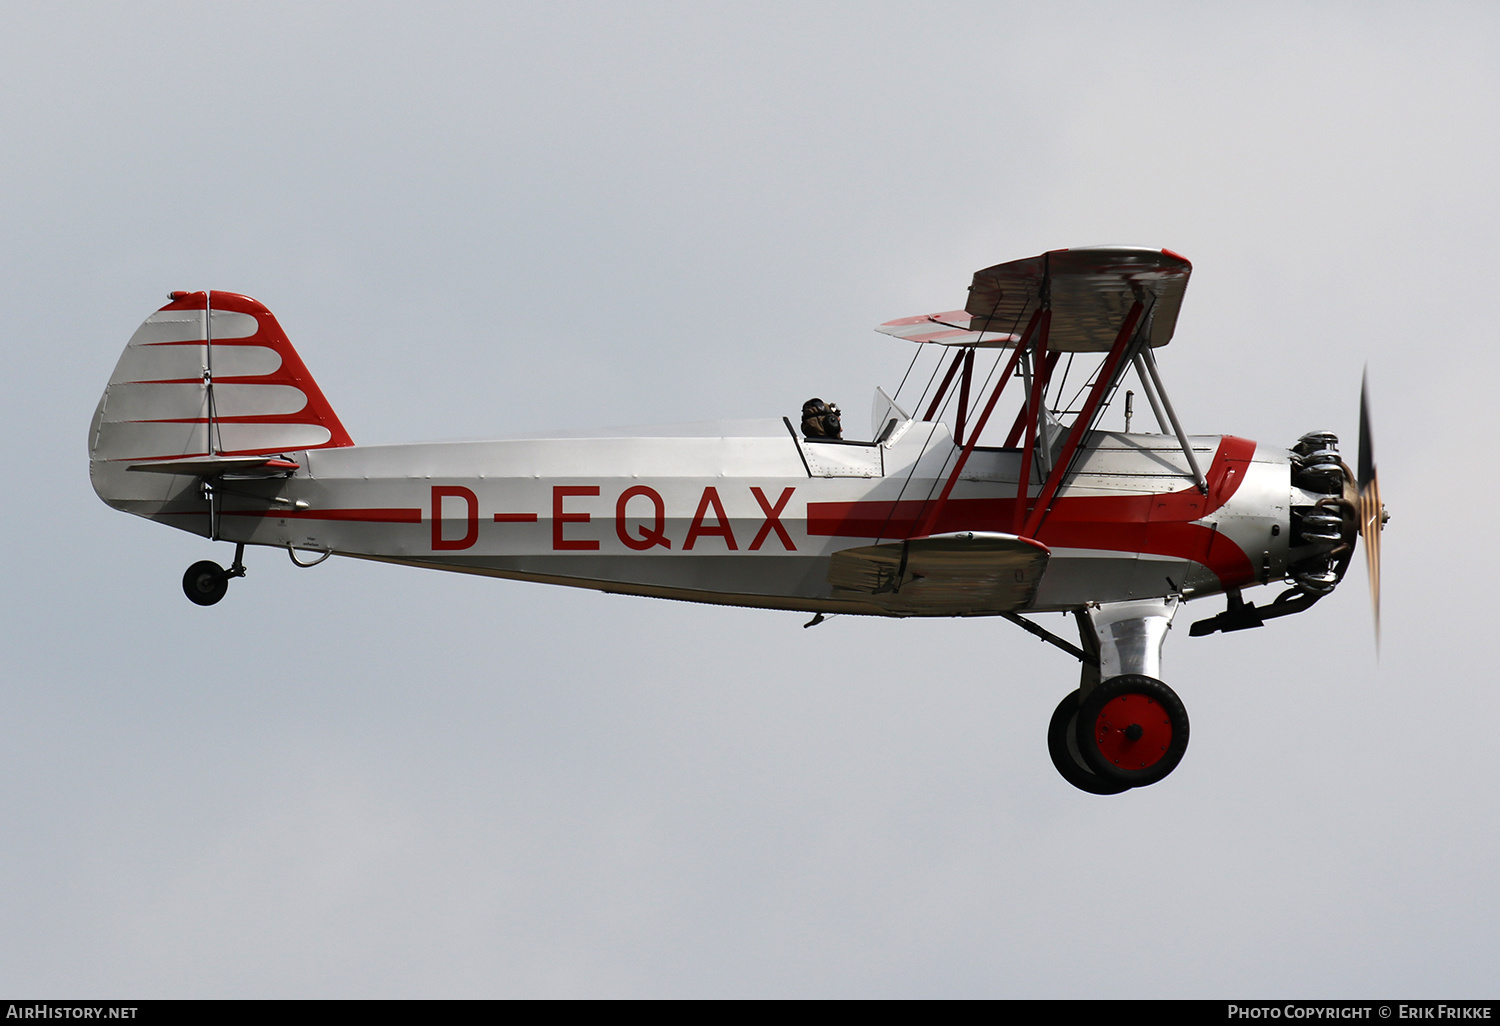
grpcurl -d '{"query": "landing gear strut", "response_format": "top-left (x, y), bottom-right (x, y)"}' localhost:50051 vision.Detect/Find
top-left (181, 543), bottom-right (246, 606)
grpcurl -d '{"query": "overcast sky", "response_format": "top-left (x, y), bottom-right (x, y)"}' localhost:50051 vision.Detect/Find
top-left (3, 1), bottom-right (1497, 998)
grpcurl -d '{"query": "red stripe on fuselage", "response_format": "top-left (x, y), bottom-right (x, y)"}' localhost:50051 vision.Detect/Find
top-left (216, 508), bottom-right (423, 523)
top-left (807, 436), bottom-right (1259, 587)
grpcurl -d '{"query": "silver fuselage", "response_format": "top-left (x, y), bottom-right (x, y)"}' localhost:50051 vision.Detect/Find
top-left (94, 417), bottom-right (1314, 616)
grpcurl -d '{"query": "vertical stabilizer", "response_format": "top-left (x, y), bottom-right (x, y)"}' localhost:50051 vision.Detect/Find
top-left (89, 291), bottom-right (352, 523)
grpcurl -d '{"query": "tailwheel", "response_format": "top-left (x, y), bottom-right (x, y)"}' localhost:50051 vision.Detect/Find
top-left (182, 561), bottom-right (229, 606)
top-left (1075, 674), bottom-right (1189, 788)
top-left (1048, 691), bottom-right (1131, 795)
top-left (182, 543), bottom-right (247, 606)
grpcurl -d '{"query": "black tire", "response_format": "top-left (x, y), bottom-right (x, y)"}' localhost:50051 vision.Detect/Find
top-left (1048, 691), bottom-right (1132, 795)
top-left (183, 560), bottom-right (229, 606)
top-left (1075, 674), bottom-right (1189, 788)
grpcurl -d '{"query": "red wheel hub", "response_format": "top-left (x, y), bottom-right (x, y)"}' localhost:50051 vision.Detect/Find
top-left (1092, 693), bottom-right (1174, 770)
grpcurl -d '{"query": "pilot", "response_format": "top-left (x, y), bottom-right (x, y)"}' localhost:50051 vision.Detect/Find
top-left (801, 398), bottom-right (843, 440)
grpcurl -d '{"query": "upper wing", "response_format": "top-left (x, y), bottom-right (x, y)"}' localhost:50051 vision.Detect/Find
top-left (875, 310), bottom-right (1022, 348)
top-left (878, 246), bottom-right (1192, 353)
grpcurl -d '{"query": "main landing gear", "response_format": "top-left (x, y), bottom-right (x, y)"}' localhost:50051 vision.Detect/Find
top-left (182, 543), bottom-right (246, 606)
top-left (1048, 675), bottom-right (1189, 793)
top-left (1042, 598), bottom-right (1191, 794)
top-left (1048, 689), bottom-right (1130, 795)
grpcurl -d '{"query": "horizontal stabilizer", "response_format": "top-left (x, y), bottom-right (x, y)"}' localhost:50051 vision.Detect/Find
top-left (829, 531), bottom-right (1049, 615)
top-left (126, 455), bottom-right (300, 477)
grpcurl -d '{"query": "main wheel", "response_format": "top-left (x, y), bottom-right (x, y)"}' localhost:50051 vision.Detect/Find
top-left (1048, 691), bottom-right (1131, 795)
top-left (1075, 674), bottom-right (1189, 788)
top-left (183, 560), bottom-right (229, 606)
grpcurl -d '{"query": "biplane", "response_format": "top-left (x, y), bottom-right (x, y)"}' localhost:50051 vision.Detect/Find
top-left (88, 247), bottom-right (1385, 793)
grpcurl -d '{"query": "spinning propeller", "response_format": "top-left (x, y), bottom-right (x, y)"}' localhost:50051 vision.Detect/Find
top-left (1344, 370), bottom-right (1386, 646)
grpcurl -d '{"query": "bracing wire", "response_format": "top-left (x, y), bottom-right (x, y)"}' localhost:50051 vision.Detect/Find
top-left (891, 346), bottom-right (924, 406)
top-left (905, 347), bottom-right (949, 419)
top-left (1049, 354), bottom-right (1074, 415)
top-left (872, 292), bottom-right (1030, 543)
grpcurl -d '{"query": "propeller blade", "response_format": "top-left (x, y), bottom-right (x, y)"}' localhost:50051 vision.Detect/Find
top-left (1357, 370), bottom-right (1384, 647)
top-left (1359, 370), bottom-right (1376, 490)
top-left (1361, 466), bottom-right (1382, 645)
